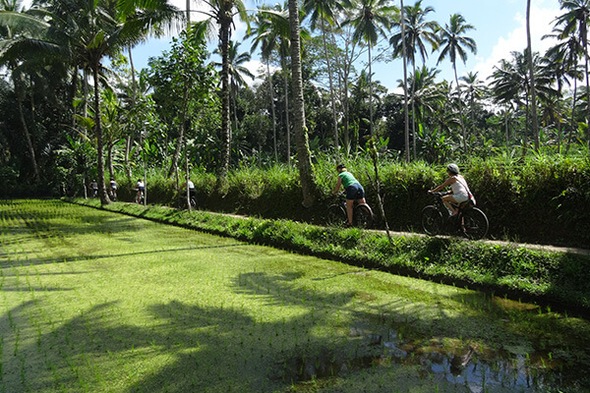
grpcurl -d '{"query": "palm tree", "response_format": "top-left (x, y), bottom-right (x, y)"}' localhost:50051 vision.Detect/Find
top-left (0, 0), bottom-right (50, 181)
top-left (459, 71), bottom-right (486, 136)
top-left (346, 0), bottom-right (396, 138)
top-left (489, 50), bottom-right (554, 151)
top-left (389, 0), bottom-right (438, 159)
top-left (288, 0), bottom-right (318, 207)
top-left (436, 13), bottom-right (476, 151)
top-left (215, 40), bottom-right (254, 140)
top-left (526, 0), bottom-right (540, 150)
top-left (544, 25), bottom-right (585, 152)
top-left (247, 5), bottom-right (282, 162)
top-left (398, 66), bottom-right (445, 144)
top-left (67, 0), bottom-right (180, 204)
top-left (303, 0), bottom-right (352, 151)
top-left (554, 0), bottom-right (590, 146)
top-left (194, 0), bottom-right (247, 183)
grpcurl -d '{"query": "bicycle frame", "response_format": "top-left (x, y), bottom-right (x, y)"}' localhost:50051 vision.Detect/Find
top-left (422, 191), bottom-right (488, 240)
top-left (328, 193), bottom-right (374, 228)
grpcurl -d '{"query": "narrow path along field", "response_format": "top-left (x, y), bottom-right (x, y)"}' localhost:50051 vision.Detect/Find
top-left (1, 199), bottom-right (590, 393)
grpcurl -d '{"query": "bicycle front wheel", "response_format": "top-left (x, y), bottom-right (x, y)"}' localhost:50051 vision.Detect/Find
top-left (461, 208), bottom-right (489, 240)
top-left (354, 204), bottom-right (374, 229)
top-left (327, 205), bottom-right (346, 227)
top-left (422, 205), bottom-right (443, 236)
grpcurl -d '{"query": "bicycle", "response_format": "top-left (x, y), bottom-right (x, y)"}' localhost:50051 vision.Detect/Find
top-left (178, 192), bottom-right (197, 210)
top-left (327, 193), bottom-right (374, 229)
top-left (422, 191), bottom-right (489, 240)
top-left (135, 188), bottom-right (145, 205)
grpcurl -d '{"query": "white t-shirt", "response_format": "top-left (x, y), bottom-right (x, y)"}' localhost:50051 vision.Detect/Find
top-left (450, 175), bottom-right (470, 202)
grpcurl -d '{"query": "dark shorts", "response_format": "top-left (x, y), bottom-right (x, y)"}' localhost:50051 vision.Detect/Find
top-left (345, 183), bottom-right (365, 200)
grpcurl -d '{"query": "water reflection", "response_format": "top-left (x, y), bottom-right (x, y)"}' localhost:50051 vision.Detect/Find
top-left (282, 326), bottom-right (572, 392)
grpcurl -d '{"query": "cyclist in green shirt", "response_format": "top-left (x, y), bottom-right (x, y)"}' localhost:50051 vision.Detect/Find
top-left (332, 163), bottom-right (367, 226)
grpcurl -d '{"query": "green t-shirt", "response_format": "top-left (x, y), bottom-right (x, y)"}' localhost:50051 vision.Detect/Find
top-left (338, 171), bottom-right (359, 188)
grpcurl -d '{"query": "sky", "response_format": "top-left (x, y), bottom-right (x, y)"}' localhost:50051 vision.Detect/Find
top-left (130, 0), bottom-right (565, 92)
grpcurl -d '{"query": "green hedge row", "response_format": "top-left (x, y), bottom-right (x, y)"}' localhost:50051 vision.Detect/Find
top-left (109, 154), bottom-right (590, 248)
top-left (75, 198), bottom-right (590, 315)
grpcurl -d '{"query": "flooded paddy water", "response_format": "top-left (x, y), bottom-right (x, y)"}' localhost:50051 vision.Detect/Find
top-left (276, 290), bottom-right (590, 393)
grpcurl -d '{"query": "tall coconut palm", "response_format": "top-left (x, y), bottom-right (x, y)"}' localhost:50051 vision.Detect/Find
top-left (194, 0), bottom-right (247, 183)
top-left (436, 13), bottom-right (476, 151)
top-left (214, 40), bottom-right (254, 140)
top-left (489, 50), bottom-right (554, 150)
top-left (65, 0), bottom-right (181, 204)
top-left (0, 0), bottom-right (51, 181)
top-left (345, 0), bottom-right (396, 138)
top-left (247, 5), bottom-right (283, 162)
top-left (459, 71), bottom-right (486, 136)
top-left (389, 0), bottom-right (438, 159)
top-left (526, 0), bottom-right (540, 150)
top-left (303, 0), bottom-right (352, 151)
top-left (554, 0), bottom-right (590, 146)
top-left (544, 25), bottom-right (585, 151)
top-left (288, 0), bottom-right (317, 207)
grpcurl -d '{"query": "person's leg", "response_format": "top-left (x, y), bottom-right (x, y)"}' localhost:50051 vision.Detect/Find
top-left (442, 194), bottom-right (458, 215)
top-left (345, 199), bottom-right (354, 226)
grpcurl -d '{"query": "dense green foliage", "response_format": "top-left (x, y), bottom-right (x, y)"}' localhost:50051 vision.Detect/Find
top-left (76, 197), bottom-right (590, 314)
top-left (2, 0), bottom-right (590, 201)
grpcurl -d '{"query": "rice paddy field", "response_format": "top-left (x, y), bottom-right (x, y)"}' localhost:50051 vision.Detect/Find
top-left (1, 199), bottom-right (589, 393)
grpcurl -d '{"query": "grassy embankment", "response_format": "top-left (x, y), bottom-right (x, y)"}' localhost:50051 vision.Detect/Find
top-left (76, 197), bottom-right (590, 316)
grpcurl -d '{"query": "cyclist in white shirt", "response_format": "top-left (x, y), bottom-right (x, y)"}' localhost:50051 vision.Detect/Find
top-left (429, 163), bottom-right (475, 216)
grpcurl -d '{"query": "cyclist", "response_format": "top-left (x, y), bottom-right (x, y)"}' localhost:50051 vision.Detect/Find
top-left (136, 179), bottom-right (145, 204)
top-left (109, 178), bottom-right (117, 201)
top-left (186, 179), bottom-right (195, 200)
top-left (89, 180), bottom-right (98, 198)
top-left (429, 163), bottom-right (475, 216)
top-left (332, 163), bottom-right (368, 227)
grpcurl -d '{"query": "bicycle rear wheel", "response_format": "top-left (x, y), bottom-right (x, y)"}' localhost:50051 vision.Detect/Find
top-left (461, 208), bottom-right (489, 240)
top-left (327, 205), bottom-right (346, 227)
top-left (354, 204), bottom-right (374, 229)
top-left (422, 205), bottom-right (443, 236)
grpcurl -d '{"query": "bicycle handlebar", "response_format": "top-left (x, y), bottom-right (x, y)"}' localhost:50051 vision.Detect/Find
top-left (428, 191), bottom-right (451, 197)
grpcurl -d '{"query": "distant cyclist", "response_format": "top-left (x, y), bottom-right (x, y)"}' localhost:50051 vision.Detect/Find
top-left (136, 179), bottom-right (145, 204)
top-left (109, 178), bottom-right (117, 201)
top-left (429, 163), bottom-right (475, 216)
top-left (89, 180), bottom-right (98, 198)
top-left (332, 163), bottom-right (368, 227)
top-left (186, 179), bottom-right (195, 200)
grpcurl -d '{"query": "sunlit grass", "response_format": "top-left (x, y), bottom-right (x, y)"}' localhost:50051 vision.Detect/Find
top-left (1, 200), bottom-right (590, 392)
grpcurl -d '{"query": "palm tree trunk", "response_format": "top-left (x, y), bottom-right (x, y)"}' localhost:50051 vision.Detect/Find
top-left (411, 60), bottom-right (417, 160)
top-left (566, 78), bottom-right (578, 154)
top-left (400, 0), bottom-right (410, 162)
top-left (289, 0), bottom-right (317, 207)
top-left (368, 43), bottom-right (374, 138)
top-left (218, 17), bottom-right (232, 184)
top-left (321, 21), bottom-right (339, 151)
top-left (453, 64), bottom-right (467, 152)
top-left (92, 64), bottom-right (109, 205)
top-left (267, 61), bottom-right (278, 162)
top-left (526, 0), bottom-right (540, 151)
top-left (13, 69), bottom-right (40, 181)
top-left (282, 60), bottom-right (291, 165)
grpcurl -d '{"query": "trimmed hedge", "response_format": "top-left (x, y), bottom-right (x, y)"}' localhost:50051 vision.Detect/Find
top-left (108, 155), bottom-right (590, 248)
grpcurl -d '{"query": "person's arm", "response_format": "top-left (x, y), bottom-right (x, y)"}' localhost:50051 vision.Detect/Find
top-left (333, 176), bottom-right (342, 195)
top-left (430, 177), bottom-right (453, 193)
